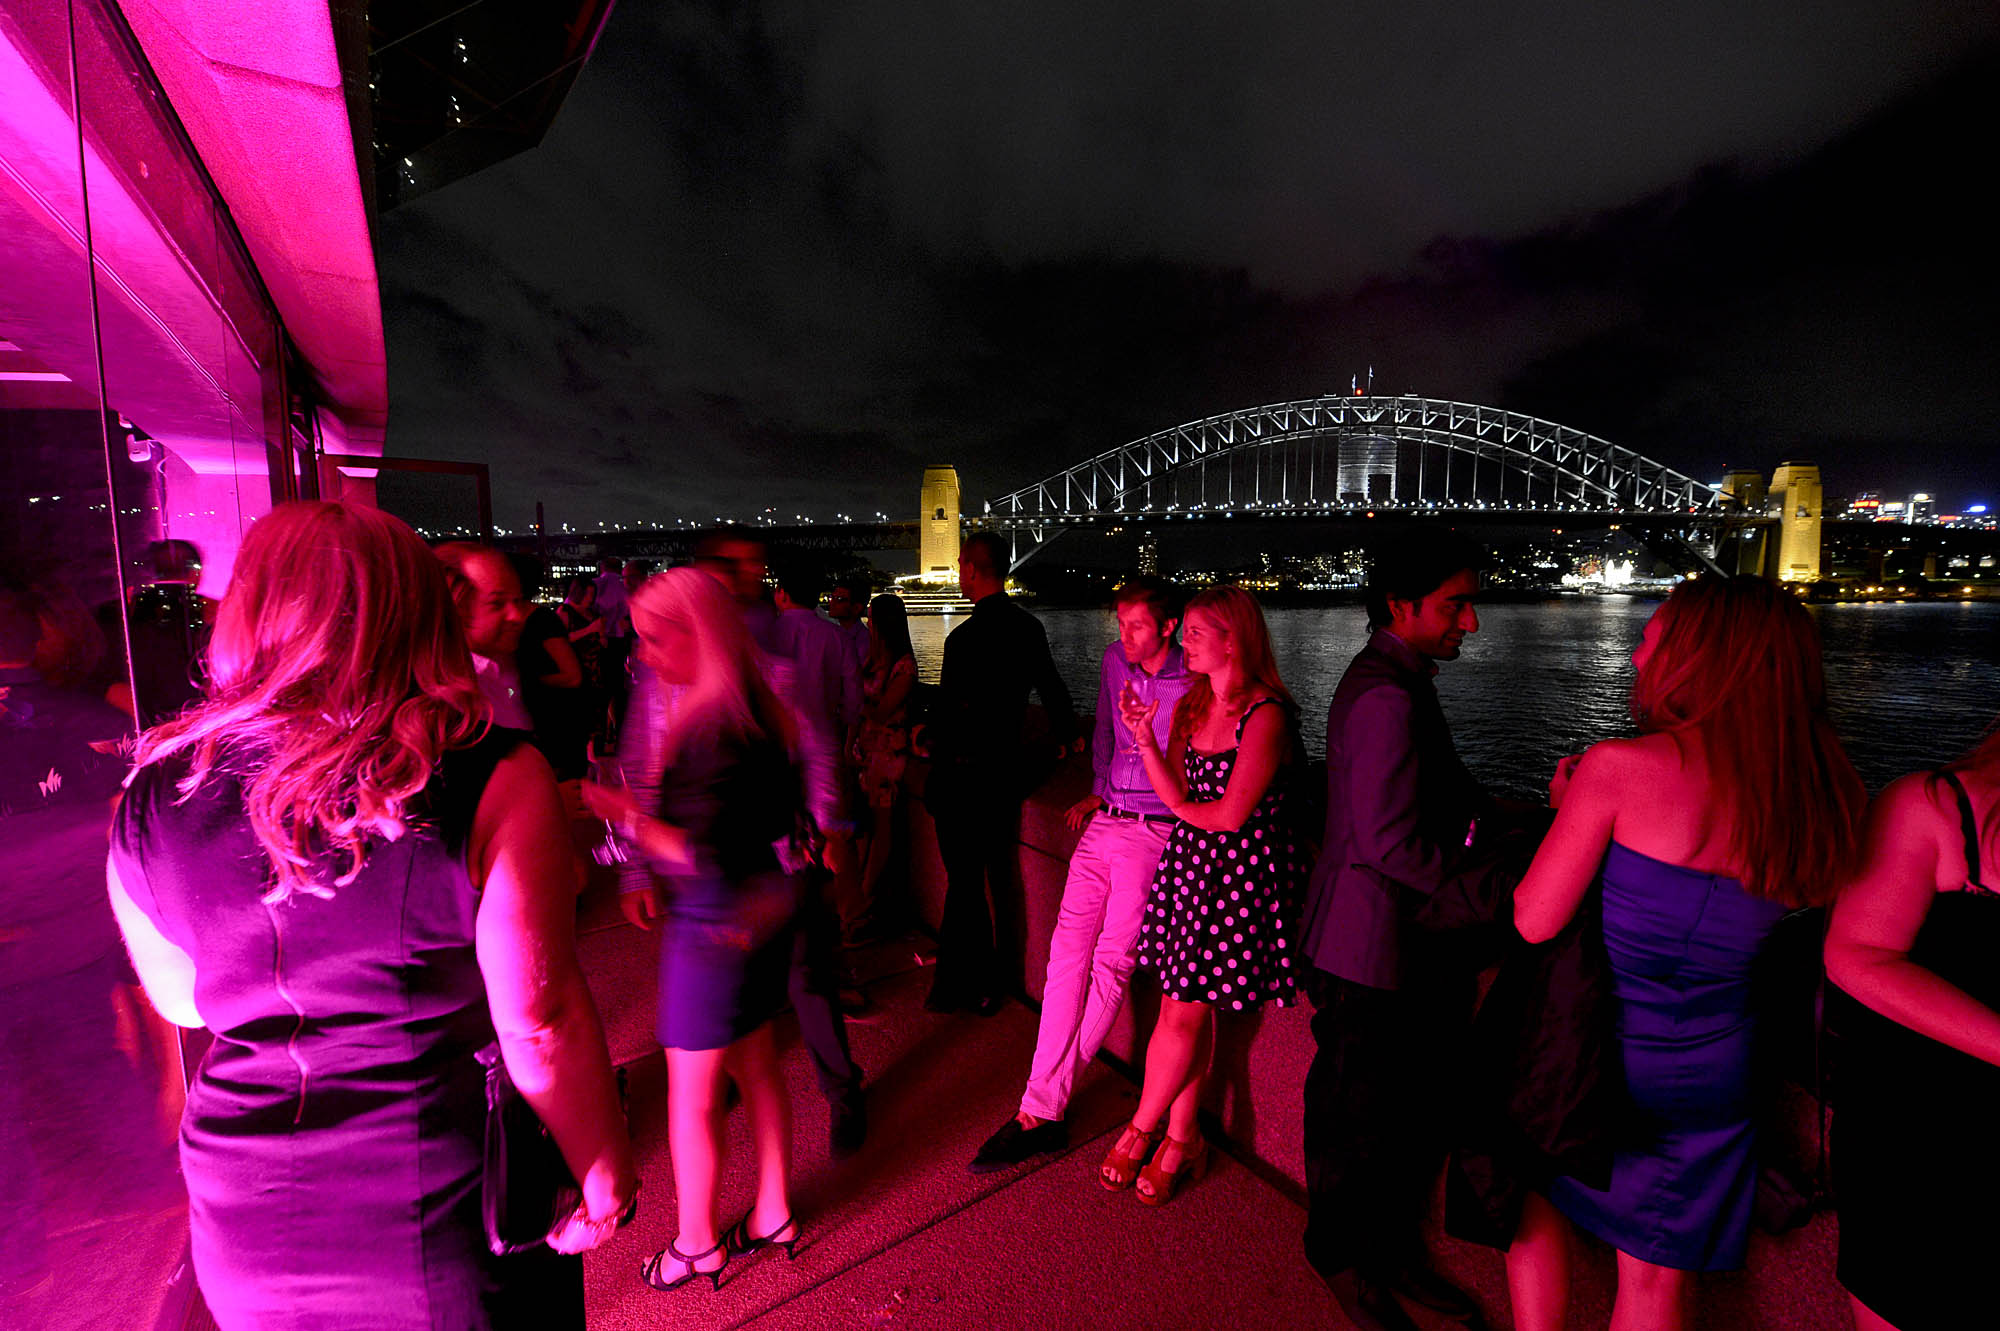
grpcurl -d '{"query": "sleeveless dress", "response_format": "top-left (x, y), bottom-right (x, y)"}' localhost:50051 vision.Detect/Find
top-left (854, 653), bottom-right (916, 810)
top-left (1547, 842), bottom-right (1789, 1271)
top-left (108, 731), bottom-right (582, 1331)
top-left (653, 711), bottom-right (804, 1052)
top-left (1137, 697), bottom-right (1303, 1010)
top-left (1834, 771), bottom-right (2000, 1330)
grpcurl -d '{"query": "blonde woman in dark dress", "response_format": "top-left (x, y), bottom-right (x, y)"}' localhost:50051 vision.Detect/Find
top-left (583, 568), bottom-right (808, 1293)
top-left (106, 502), bottom-right (635, 1331)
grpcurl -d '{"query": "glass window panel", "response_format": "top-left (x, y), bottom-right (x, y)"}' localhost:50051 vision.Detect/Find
top-left (1, 7), bottom-right (189, 1331)
top-left (5, 3), bottom-right (298, 1327)
top-left (72, 0), bottom-right (279, 608)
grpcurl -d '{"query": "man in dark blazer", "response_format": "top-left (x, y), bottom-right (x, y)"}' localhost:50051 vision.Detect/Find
top-left (1299, 532), bottom-right (1498, 1331)
top-left (920, 531), bottom-right (1079, 1014)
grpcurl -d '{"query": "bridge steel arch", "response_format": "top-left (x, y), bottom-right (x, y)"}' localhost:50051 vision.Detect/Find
top-left (984, 396), bottom-right (1723, 521)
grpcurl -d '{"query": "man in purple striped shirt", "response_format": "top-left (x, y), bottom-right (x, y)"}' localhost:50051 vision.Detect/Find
top-left (970, 576), bottom-right (1192, 1172)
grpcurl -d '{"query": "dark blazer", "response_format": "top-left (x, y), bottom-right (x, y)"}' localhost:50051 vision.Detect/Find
top-left (1299, 628), bottom-right (1491, 990)
top-left (927, 592), bottom-right (1079, 787)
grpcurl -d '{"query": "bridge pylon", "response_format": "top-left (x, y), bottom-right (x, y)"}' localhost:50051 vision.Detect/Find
top-left (919, 466), bottom-right (962, 582)
top-left (1767, 462), bottom-right (1824, 582)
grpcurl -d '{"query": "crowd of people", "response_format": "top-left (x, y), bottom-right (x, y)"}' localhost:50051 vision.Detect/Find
top-left (61, 498), bottom-right (1995, 1330)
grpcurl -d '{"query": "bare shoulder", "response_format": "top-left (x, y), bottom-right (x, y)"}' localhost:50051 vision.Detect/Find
top-left (1866, 770), bottom-right (1954, 840)
top-left (1576, 733), bottom-right (1673, 781)
top-left (1240, 692), bottom-right (1289, 732)
top-left (469, 743), bottom-right (563, 879)
top-left (478, 741), bottom-right (559, 813)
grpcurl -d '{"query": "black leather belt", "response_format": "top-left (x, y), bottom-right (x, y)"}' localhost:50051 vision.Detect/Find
top-left (1102, 805), bottom-right (1176, 826)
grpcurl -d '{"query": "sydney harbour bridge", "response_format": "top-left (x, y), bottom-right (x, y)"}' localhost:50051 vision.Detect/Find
top-left (973, 395), bottom-right (1752, 571)
top-left (549, 396), bottom-right (1781, 576)
top-left (537, 394), bottom-right (1986, 582)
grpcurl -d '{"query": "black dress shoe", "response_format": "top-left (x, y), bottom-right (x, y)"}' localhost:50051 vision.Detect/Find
top-left (967, 991), bottom-right (1004, 1017)
top-left (969, 1117), bottom-right (1068, 1173)
top-left (1320, 1270), bottom-right (1422, 1331)
top-left (922, 983), bottom-right (963, 1014)
top-left (1382, 1263), bottom-right (1482, 1322)
top-left (829, 1088), bottom-right (867, 1158)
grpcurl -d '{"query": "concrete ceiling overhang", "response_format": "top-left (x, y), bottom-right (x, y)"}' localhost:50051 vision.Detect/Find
top-left (116, 0), bottom-right (385, 454)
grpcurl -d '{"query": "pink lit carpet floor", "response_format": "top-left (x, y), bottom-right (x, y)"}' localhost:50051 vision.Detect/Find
top-left (577, 923), bottom-right (1847, 1331)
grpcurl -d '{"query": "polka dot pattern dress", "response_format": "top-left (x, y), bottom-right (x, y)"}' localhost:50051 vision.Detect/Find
top-left (1138, 697), bottom-right (1303, 1010)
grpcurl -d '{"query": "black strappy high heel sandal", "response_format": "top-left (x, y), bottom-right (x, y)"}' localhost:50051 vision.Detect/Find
top-left (640, 1235), bottom-right (728, 1292)
top-left (723, 1211), bottom-right (802, 1260)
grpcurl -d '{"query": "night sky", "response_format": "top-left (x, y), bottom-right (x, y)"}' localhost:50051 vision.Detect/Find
top-left (377, 2), bottom-right (2000, 531)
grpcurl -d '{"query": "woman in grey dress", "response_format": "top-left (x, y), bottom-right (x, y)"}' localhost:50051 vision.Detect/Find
top-left (106, 501), bottom-right (636, 1330)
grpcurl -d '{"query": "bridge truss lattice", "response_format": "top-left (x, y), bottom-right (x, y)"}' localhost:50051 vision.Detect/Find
top-left (984, 397), bottom-right (1722, 525)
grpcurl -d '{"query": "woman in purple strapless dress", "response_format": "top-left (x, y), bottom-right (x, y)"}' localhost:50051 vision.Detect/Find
top-left (106, 503), bottom-right (636, 1330)
top-left (1507, 576), bottom-right (1865, 1331)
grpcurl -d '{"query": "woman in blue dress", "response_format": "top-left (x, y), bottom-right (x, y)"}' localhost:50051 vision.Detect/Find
top-left (1507, 576), bottom-right (1865, 1331)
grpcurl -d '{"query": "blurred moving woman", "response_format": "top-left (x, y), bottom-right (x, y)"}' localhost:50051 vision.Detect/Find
top-left (107, 502), bottom-right (635, 1330)
top-left (1825, 726), bottom-right (2000, 1331)
top-left (1102, 585), bottom-right (1304, 1205)
top-left (1507, 576), bottom-right (1865, 1331)
top-left (582, 568), bottom-right (807, 1292)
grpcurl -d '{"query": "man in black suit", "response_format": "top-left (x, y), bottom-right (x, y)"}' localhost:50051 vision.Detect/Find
top-left (919, 531), bottom-right (1078, 1014)
top-left (1298, 532), bottom-right (1497, 1331)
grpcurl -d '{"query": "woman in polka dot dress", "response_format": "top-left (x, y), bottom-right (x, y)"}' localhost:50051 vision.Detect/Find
top-left (1098, 585), bottom-right (1304, 1205)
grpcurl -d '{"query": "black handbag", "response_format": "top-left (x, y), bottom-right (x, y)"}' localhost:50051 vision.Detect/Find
top-left (477, 1044), bottom-right (582, 1256)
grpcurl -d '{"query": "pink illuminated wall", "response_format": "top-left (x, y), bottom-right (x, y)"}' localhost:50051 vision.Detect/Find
top-left (0, 4), bottom-right (382, 1325)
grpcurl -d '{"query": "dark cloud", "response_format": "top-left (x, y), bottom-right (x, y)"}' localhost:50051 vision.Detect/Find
top-left (378, 2), bottom-right (2000, 529)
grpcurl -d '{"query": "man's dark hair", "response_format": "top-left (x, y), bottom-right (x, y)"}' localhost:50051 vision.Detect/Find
top-left (773, 561), bottom-right (823, 607)
top-left (692, 526), bottom-right (764, 563)
top-left (835, 571), bottom-right (871, 600)
top-left (960, 531), bottom-right (1008, 581)
top-left (1364, 532), bottom-right (1487, 629)
top-left (1113, 574), bottom-right (1179, 628)
top-left (142, 538), bottom-right (201, 584)
top-left (506, 551), bottom-right (547, 600)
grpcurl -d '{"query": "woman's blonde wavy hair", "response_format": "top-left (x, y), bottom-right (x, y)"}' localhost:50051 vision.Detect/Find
top-left (630, 567), bottom-right (794, 763)
top-left (132, 502), bottom-right (489, 903)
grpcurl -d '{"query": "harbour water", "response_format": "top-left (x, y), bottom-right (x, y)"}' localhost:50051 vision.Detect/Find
top-left (908, 597), bottom-right (2000, 797)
